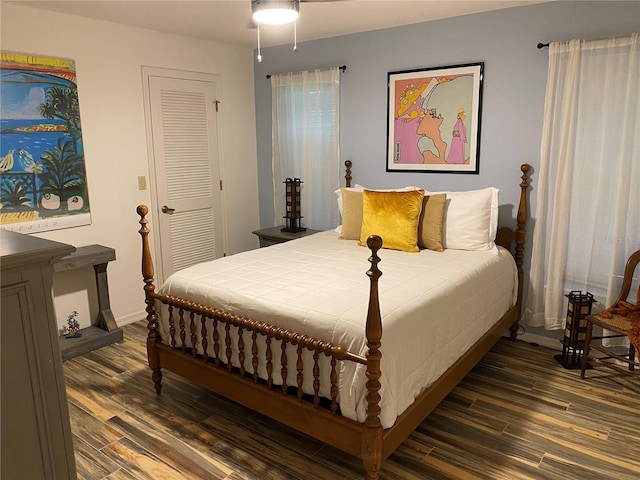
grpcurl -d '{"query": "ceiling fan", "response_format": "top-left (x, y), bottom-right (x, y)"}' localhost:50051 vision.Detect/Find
top-left (249, 0), bottom-right (340, 28)
top-left (249, 0), bottom-right (341, 62)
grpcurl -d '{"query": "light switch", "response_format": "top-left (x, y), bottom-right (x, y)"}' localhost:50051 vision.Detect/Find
top-left (138, 176), bottom-right (147, 190)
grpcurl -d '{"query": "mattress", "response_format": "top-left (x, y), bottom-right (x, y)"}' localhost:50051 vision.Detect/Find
top-left (159, 229), bottom-right (518, 428)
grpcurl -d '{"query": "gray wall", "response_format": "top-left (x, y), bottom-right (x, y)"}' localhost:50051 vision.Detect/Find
top-left (254, 1), bottom-right (638, 227)
top-left (253, 1), bottom-right (639, 339)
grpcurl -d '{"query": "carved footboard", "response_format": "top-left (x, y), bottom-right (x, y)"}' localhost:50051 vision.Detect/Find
top-left (137, 205), bottom-right (385, 477)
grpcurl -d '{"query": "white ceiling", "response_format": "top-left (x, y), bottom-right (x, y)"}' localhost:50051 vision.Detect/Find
top-left (7, 0), bottom-right (545, 48)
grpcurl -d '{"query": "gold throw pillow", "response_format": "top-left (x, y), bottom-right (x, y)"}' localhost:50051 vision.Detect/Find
top-left (358, 189), bottom-right (424, 252)
top-left (418, 194), bottom-right (447, 252)
top-left (339, 188), bottom-right (364, 240)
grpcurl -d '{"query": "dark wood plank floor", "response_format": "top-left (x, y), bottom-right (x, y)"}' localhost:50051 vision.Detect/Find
top-left (63, 321), bottom-right (640, 480)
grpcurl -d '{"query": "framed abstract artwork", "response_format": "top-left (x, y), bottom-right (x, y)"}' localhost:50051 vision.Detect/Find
top-left (0, 52), bottom-right (91, 233)
top-left (386, 62), bottom-right (484, 173)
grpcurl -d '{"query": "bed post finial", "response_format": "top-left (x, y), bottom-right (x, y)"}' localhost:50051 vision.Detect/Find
top-left (363, 234), bottom-right (383, 480)
top-left (137, 205), bottom-right (163, 393)
top-left (345, 160), bottom-right (352, 188)
top-left (511, 164), bottom-right (530, 339)
top-left (137, 205), bottom-right (154, 283)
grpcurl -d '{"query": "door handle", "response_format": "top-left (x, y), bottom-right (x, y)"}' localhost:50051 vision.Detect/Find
top-left (161, 205), bottom-right (176, 214)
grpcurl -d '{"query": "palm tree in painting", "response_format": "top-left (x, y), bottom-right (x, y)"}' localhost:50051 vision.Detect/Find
top-left (37, 85), bottom-right (81, 147)
top-left (0, 177), bottom-right (31, 208)
top-left (38, 137), bottom-right (86, 212)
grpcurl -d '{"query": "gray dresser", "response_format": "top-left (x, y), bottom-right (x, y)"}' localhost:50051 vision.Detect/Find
top-left (1, 229), bottom-right (77, 479)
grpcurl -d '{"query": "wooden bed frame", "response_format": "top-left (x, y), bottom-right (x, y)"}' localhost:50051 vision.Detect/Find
top-left (137, 162), bottom-right (531, 480)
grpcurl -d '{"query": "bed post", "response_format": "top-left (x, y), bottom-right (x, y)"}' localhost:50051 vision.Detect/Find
top-left (137, 205), bottom-right (163, 394)
top-left (511, 164), bottom-right (530, 340)
top-left (345, 160), bottom-right (352, 188)
top-left (362, 235), bottom-right (384, 480)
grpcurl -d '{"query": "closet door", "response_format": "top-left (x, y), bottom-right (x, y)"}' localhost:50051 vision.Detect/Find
top-left (144, 69), bottom-right (225, 281)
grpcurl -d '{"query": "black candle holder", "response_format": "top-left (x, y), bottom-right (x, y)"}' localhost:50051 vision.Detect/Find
top-left (281, 178), bottom-right (306, 233)
top-left (554, 290), bottom-right (597, 369)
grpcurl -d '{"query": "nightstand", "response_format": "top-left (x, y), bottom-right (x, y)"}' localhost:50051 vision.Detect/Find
top-left (252, 226), bottom-right (321, 247)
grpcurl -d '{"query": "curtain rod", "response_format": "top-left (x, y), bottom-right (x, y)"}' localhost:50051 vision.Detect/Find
top-left (538, 33), bottom-right (636, 50)
top-left (266, 65), bottom-right (346, 79)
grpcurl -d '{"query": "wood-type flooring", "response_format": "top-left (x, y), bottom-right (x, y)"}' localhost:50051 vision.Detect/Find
top-left (63, 321), bottom-right (640, 480)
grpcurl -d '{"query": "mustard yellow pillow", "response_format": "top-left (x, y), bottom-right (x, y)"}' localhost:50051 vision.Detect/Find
top-left (358, 189), bottom-right (424, 252)
top-left (339, 188), bottom-right (363, 240)
top-left (418, 194), bottom-right (446, 252)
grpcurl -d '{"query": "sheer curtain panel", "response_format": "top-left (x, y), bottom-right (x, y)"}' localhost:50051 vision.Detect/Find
top-left (271, 67), bottom-right (340, 231)
top-left (526, 34), bottom-right (640, 330)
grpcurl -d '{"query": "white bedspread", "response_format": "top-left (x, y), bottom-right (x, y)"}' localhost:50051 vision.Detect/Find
top-left (159, 230), bottom-right (517, 429)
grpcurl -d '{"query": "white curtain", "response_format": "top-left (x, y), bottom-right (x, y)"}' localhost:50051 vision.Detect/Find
top-left (271, 67), bottom-right (340, 231)
top-left (526, 33), bottom-right (640, 330)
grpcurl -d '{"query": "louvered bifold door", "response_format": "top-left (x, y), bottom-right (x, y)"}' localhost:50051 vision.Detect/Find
top-left (148, 75), bottom-right (224, 280)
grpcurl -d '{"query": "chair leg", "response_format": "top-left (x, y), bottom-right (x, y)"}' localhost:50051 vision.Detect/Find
top-left (629, 344), bottom-right (636, 372)
top-left (581, 320), bottom-right (594, 379)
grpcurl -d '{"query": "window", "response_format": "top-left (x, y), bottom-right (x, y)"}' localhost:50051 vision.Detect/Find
top-left (526, 34), bottom-right (640, 330)
top-left (271, 67), bottom-right (340, 231)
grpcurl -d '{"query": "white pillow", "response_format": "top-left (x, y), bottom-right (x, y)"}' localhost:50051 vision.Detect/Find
top-left (354, 184), bottom-right (421, 192)
top-left (426, 187), bottom-right (499, 253)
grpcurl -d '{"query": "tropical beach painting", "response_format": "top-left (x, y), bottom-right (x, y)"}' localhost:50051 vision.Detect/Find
top-left (0, 52), bottom-right (91, 233)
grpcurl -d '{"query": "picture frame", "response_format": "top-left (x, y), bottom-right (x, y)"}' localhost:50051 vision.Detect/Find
top-left (386, 62), bottom-right (484, 173)
top-left (1, 51), bottom-right (91, 233)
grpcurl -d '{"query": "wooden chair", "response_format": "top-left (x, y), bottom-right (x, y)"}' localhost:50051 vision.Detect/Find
top-left (581, 250), bottom-right (640, 379)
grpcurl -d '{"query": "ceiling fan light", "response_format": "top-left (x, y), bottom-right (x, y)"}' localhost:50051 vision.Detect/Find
top-left (252, 0), bottom-right (299, 25)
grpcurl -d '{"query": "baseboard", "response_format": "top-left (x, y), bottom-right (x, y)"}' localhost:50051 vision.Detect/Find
top-left (117, 310), bottom-right (146, 327)
top-left (504, 331), bottom-right (563, 351)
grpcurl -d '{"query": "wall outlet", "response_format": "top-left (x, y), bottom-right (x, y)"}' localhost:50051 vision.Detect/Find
top-left (137, 176), bottom-right (147, 190)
